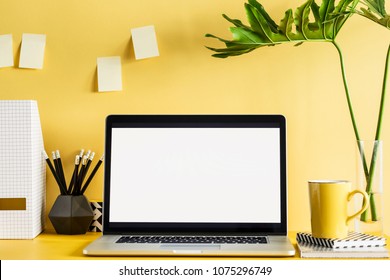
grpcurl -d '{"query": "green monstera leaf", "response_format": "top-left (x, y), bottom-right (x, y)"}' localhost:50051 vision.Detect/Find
top-left (357, 0), bottom-right (390, 28)
top-left (205, 0), bottom-right (390, 224)
top-left (206, 0), bottom-right (358, 58)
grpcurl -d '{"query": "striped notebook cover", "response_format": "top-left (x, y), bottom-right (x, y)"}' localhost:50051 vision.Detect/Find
top-left (296, 232), bottom-right (386, 249)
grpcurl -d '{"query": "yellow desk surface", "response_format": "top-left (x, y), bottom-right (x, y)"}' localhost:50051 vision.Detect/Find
top-left (0, 230), bottom-right (301, 260)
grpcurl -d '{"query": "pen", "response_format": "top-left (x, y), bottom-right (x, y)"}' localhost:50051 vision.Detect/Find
top-left (81, 155), bottom-right (104, 195)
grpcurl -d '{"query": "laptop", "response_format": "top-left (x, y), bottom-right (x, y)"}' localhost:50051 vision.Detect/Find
top-left (83, 114), bottom-right (295, 256)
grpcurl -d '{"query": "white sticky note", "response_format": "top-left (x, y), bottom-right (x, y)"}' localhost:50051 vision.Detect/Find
top-left (131, 25), bottom-right (159, 60)
top-left (0, 34), bottom-right (14, 68)
top-left (97, 56), bottom-right (122, 92)
top-left (19, 33), bottom-right (46, 69)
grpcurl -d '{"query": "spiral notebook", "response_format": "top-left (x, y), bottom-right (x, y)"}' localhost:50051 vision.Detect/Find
top-left (297, 232), bottom-right (389, 258)
top-left (296, 232), bottom-right (386, 249)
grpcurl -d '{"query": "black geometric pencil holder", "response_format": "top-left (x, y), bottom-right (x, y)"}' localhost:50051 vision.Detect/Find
top-left (49, 195), bottom-right (94, 235)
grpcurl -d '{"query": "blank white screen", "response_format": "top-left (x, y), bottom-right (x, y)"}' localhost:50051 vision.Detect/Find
top-left (109, 128), bottom-right (281, 223)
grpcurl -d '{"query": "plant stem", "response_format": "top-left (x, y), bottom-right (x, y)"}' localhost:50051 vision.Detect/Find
top-left (332, 41), bottom-right (377, 222)
top-left (331, 41), bottom-right (359, 138)
top-left (375, 44), bottom-right (390, 141)
top-left (363, 43), bottom-right (390, 221)
top-left (333, 42), bottom-right (390, 222)
top-left (363, 140), bottom-right (379, 221)
top-left (332, 41), bottom-right (369, 175)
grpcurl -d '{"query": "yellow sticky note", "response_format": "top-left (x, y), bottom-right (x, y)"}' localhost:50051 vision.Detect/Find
top-left (97, 56), bottom-right (122, 92)
top-left (0, 34), bottom-right (13, 68)
top-left (19, 33), bottom-right (46, 69)
top-left (131, 25), bottom-right (159, 60)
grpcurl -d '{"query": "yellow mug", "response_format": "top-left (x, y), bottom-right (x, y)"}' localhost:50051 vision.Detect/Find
top-left (308, 180), bottom-right (369, 239)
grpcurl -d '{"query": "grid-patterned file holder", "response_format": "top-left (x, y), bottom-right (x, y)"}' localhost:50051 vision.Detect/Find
top-left (0, 100), bottom-right (46, 239)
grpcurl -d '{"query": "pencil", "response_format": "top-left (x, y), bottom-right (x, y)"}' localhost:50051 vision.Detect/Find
top-left (44, 151), bottom-right (67, 195)
top-left (52, 151), bottom-right (58, 172)
top-left (55, 150), bottom-right (67, 189)
top-left (81, 155), bottom-right (104, 195)
top-left (75, 155), bottom-right (88, 195)
top-left (52, 151), bottom-right (63, 188)
top-left (68, 155), bottom-right (80, 195)
top-left (85, 150), bottom-right (91, 161)
top-left (74, 149), bottom-right (84, 193)
top-left (52, 151), bottom-right (63, 193)
top-left (82, 152), bottom-right (95, 183)
top-left (79, 149), bottom-right (85, 159)
top-left (45, 148), bottom-right (101, 196)
top-left (79, 150), bottom-right (91, 186)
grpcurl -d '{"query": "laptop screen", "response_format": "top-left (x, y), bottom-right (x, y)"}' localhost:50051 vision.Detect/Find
top-left (103, 115), bottom-right (287, 235)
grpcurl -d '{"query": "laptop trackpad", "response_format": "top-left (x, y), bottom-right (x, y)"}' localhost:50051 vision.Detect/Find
top-left (160, 244), bottom-right (221, 253)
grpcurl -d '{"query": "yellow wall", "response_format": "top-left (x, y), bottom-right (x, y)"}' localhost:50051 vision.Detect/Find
top-left (1, 0), bottom-right (389, 234)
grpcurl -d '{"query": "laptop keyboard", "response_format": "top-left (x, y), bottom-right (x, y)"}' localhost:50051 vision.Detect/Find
top-left (116, 236), bottom-right (268, 244)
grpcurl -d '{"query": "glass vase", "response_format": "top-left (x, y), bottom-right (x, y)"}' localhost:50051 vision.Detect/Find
top-left (354, 140), bottom-right (384, 236)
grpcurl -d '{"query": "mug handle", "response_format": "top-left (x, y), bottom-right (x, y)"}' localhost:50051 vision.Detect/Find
top-left (346, 190), bottom-right (369, 223)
